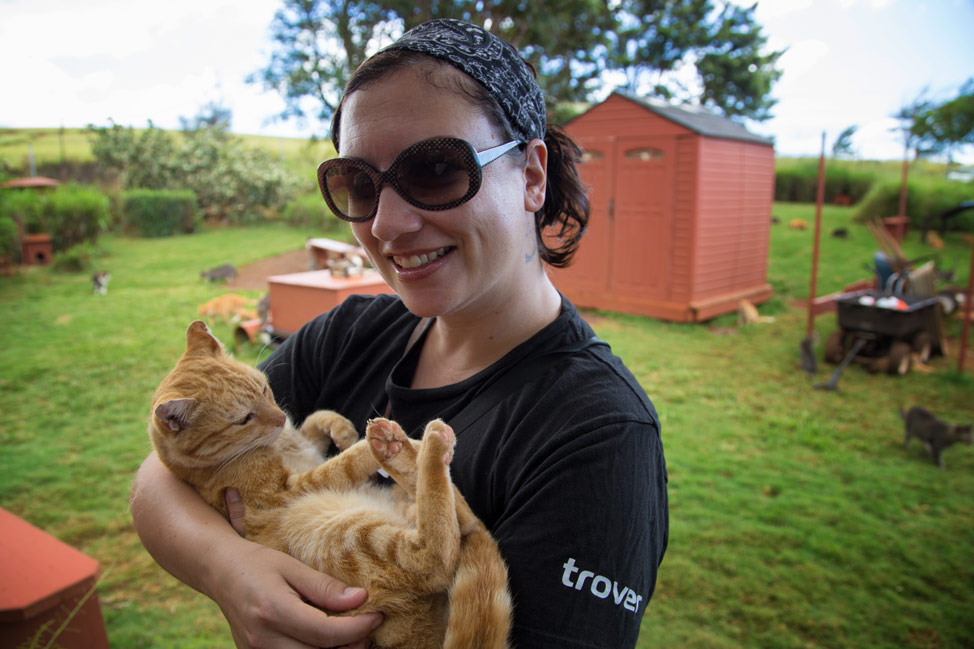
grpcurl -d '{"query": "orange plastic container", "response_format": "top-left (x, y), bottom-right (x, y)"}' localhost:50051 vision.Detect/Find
top-left (0, 508), bottom-right (109, 649)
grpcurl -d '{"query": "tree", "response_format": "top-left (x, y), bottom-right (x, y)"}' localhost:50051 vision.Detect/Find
top-left (180, 101), bottom-right (233, 133)
top-left (87, 122), bottom-right (298, 222)
top-left (247, 0), bottom-right (399, 129)
top-left (248, 0), bottom-right (782, 134)
top-left (831, 125), bottom-right (857, 159)
top-left (909, 79), bottom-right (974, 162)
top-left (613, 1), bottom-right (782, 122)
top-left (88, 120), bottom-right (178, 189)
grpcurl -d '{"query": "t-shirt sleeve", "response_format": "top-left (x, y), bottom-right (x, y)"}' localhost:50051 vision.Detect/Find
top-left (494, 419), bottom-right (668, 649)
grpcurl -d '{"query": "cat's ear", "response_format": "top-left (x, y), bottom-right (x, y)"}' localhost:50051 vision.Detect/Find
top-left (155, 398), bottom-right (198, 433)
top-left (186, 320), bottom-right (223, 356)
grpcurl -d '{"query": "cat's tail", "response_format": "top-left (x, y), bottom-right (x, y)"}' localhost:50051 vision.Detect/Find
top-left (443, 525), bottom-right (513, 649)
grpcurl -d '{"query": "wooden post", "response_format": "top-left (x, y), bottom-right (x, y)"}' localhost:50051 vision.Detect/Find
top-left (958, 237), bottom-right (974, 373)
top-left (897, 142), bottom-right (909, 218)
top-left (806, 132), bottom-right (827, 337)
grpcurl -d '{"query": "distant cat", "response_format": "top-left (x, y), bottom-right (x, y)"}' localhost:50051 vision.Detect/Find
top-left (197, 293), bottom-right (257, 325)
top-left (148, 321), bottom-right (512, 649)
top-left (900, 405), bottom-right (973, 470)
top-left (91, 271), bottom-right (111, 295)
top-left (200, 264), bottom-right (237, 283)
top-left (737, 300), bottom-right (775, 326)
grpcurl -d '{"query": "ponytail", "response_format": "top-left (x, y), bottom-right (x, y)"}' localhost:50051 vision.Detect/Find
top-left (536, 125), bottom-right (589, 268)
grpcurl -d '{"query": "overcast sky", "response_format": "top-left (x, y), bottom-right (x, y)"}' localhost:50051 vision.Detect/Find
top-left (2, 0), bottom-right (972, 162)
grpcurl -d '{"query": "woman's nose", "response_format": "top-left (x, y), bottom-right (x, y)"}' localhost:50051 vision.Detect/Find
top-left (369, 187), bottom-right (423, 241)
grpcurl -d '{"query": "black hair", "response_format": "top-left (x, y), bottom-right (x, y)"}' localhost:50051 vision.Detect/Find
top-left (331, 50), bottom-right (589, 269)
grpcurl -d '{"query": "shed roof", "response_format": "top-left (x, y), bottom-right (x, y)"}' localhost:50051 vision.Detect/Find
top-left (612, 91), bottom-right (774, 146)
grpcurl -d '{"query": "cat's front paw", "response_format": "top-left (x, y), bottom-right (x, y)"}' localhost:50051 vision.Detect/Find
top-left (328, 415), bottom-right (359, 452)
top-left (301, 410), bottom-right (359, 451)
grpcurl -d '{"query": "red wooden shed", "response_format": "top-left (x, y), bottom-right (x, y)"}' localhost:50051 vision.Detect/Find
top-left (549, 91), bottom-right (776, 322)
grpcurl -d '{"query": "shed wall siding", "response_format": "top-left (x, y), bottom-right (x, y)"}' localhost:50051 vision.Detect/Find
top-left (692, 138), bottom-right (774, 300)
top-left (669, 135), bottom-right (698, 302)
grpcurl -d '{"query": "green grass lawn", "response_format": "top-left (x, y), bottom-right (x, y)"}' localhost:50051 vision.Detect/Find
top-left (1, 212), bottom-right (972, 648)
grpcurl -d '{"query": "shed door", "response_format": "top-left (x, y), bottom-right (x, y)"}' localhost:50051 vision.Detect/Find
top-left (568, 136), bottom-right (615, 296)
top-left (610, 137), bottom-right (673, 300)
top-left (568, 135), bottom-right (674, 302)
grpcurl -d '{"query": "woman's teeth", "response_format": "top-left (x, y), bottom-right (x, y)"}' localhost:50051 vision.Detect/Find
top-left (393, 247), bottom-right (450, 269)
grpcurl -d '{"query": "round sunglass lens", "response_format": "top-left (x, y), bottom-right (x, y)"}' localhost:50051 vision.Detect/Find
top-left (397, 145), bottom-right (471, 207)
top-left (326, 166), bottom-right (377, 219)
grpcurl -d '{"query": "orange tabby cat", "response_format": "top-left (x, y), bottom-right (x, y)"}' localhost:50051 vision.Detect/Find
top-left (148, 321), bottom-right (512, 649)
top-left (197, 293), bottom-right (257, 325)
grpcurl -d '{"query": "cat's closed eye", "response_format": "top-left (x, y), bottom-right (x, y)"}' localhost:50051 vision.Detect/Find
top-left (237, 413), bottom-right (255, 425)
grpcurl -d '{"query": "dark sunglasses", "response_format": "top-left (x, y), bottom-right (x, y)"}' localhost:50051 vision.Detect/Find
top-left (317, 137), bottom-right (523, 222)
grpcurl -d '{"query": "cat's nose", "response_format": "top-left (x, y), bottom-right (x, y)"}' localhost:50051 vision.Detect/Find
top-left (272, 409), bottom-right (287, 428)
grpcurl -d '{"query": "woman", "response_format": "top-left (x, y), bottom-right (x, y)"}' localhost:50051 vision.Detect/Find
top-left (131, 19), bottom-right (667, 649)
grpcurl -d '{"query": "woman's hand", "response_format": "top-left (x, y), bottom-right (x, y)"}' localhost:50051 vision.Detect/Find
top-left (211, 542), bottom-right (382, 649)
top-left (131, 452), bottom-right (380, 649)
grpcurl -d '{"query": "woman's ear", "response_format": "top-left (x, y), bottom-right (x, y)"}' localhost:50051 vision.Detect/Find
top-left (523, 139), bottom-right (547, 213)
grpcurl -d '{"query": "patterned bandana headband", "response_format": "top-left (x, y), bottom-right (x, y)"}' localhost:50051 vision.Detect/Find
top-left (379, 18), bottom-right (546, 142)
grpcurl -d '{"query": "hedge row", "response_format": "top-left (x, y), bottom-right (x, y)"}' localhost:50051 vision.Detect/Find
top-left (774, 160), bottom-right (876, 204)
top-left (0, 184), bottom-right (110, 262)
top-left (121, 189), bottom-right (200, 237)
top-left (854, 179), bottom-right (974, 233)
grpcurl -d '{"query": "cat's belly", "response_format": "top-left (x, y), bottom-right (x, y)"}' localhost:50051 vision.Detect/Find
top-left (279, 485), bottom-right (411, 572)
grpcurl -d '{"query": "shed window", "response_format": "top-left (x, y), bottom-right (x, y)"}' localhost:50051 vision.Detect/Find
top-left (625, 147), bottom-right (664, 161)
top-left (580, 149), bottom-right (604, 163)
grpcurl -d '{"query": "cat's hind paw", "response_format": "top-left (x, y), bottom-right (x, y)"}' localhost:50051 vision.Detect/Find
top-left (422, 419), bottom-right (456, 466)
top-left (366, 418), bottom-right (419, 481)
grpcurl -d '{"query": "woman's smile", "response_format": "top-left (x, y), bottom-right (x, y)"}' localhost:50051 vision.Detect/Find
top-left (391, 246), bottom-right (454, 271)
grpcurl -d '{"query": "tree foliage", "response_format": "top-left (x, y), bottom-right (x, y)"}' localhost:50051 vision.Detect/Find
top-left (248, 0), bottom-right (782, 133)
top-left (832, 125), bottom-right (857, 159)
top-left (180, 101), bottom-right (233, 133)
top-left (911, 79), bottom-right (974, 161)
top-left (87, 122), bottom-right (298, 223)
top-left (894, 80), bottom-right (974, 162)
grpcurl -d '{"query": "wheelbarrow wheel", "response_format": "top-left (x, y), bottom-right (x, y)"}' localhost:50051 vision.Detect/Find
top-left (887, 341), bottom-right (912, 376)
top-left (912, 331), bottom-right (932, 363)
top-left (824, 330), bottom-right (846, 364)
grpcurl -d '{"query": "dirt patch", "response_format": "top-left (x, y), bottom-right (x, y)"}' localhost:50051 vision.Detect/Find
top-left (231, 249), bottom-right (310, 291)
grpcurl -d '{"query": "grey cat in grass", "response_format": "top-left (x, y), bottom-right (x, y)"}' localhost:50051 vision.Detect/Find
top-left (900, 406), bottom-right (972, 470)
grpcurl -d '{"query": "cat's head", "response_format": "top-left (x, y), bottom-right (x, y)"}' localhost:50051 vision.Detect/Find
top-left (149, 321), bottom-right (287, 469)
top-left (957, 424), bottom-right (973, 445)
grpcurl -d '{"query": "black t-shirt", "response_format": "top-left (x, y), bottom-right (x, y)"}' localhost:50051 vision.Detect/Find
top-left (261, 294), bottom-right (668, 648)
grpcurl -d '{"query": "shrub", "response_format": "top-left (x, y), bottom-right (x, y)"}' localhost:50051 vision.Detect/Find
top-left (51, 242), bottom-right (96, 273)
top-left (122, 189), bottom-right (199, 237)
top-left (0, 189), bottom-right (43, 237)
top-left (41, 184), bottom-right (111, 251)
top-left (172, 129), bottom-right (300, 224)
top-left (89, 123), bottom-right (300, 223)
top-left (280, 192), bottom-right (344, 232)
top-left (0, 184), bottom-right (109, 253)
top-left (854, 178), bottom-right (974, 232)
top-left (0, 214), bottom-right (19, 263)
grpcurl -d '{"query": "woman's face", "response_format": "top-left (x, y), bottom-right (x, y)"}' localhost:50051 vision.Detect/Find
top-left (338, 67), bottom-right (545, 321)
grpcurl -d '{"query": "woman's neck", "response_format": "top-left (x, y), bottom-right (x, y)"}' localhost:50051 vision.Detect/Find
top-left (410, 276), bottom-right (562, 390)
